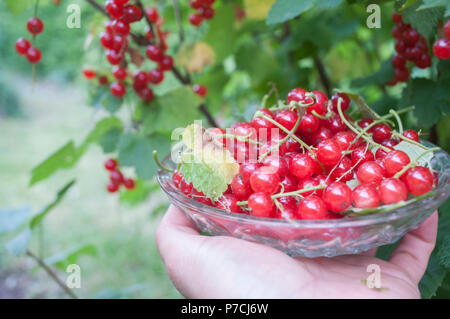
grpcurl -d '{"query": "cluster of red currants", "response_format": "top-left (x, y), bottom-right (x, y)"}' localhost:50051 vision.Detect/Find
top-left (172, 88), bottom-right (436, 220)
top-left (15, 17), bottom-right (44, 64)
top-left (188, 0), bottom-right (215, 27)
top-left (433, 20), bottom-right (450, 60)
top-left (82, 69), bottom-right (109, 86)
top-left (104, 158), bottom-right (136, 193)
top-left (389, 13), bottom-right (431, 85)
top-left (100, 0), bottom-right (173, 102)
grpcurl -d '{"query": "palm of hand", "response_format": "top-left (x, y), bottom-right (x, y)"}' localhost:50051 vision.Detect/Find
top-left (156, 205), bottom-right (437, 299)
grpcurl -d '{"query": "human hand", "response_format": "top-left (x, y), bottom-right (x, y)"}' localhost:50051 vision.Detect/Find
top-left (156, 205), bottom-right (438, 298)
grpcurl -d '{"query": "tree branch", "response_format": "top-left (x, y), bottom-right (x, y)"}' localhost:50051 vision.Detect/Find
top-left (313, 56), bottom-right (331, 96)
top-left (26, 249), bottom-right (79, 299)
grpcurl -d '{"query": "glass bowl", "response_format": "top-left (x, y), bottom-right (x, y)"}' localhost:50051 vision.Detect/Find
top-left (157, 142), bottom-right (450, 258)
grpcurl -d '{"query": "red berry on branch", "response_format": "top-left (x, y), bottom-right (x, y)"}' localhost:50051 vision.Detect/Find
top-left (105, 0), bottom-right (123, 19)
top-left (402, 129), bottom-right (420, 142)
top-left (384, 150), bottom-right (410, 177)
top-left (199, 6), bottom-right (215, 19)
top-left (107, 181), bottom-right (120, 193)
top-left (433, 38), bottom-right (450, 59)
top-left (110, 81), bottom-right (126, 98)
top-left (146, 8), bottom-right (159, 23)
top-left (123, 178), bottom-right (136, 190)
top-left (392, 13), bottom-right (402, 24)
top-left (179, 178), bottom-right (193, 196)
top-left (106, 50), bottom-right (122, 65)
top-left (356, 161), bottom-right (385, 185)
top-left (289, 153), bottom-right (315, 179)
top-left (189, 0), bottom-right (202, 9)
top-left (415, 53), bottom-right (431, 69)
top-left (351, 145), bottom-right (375, 168)
top-left (159, 55), bottom-right (174, 71)
top-left (308, 90), bottom-right (328, 115)
top-left (15, 38), bottom-right (31, 55)
top-left (82, 69), bottom-right (96, 79)
top-left (148, 69), bottom-right (164, 84)
top-left (122, 5), bottom-right (141, 23)
top-left (250, 167), bottom-right (280, 194)
top-left (26, 47), bottom-right (42, 64)
top-left (27, 17), bottom-right (44, 35)
top-left (110, 170), bottom-right (124, 184)
top-left (133, 71), bottom-right (148, 90)
top-left (100, 31), bottom-right (114, 49)
top-left (146, 44), bottom-right (164, 62)
top-left (391, 54), bottom-right (406, 69)
top-left (231, 174), bottom-right (252, 200)
top-left (193, 84), bottom-right (208, 97)
top-left (105, 20), bottom-right (114, 33)
top-left (371, 123), bottom-right (392, 143)
top-left (111, 19), bottom-right (130, 35)
top-left (216, 194), bottom-right (241, 213)
top-left (352, 184), bottom-right (380, 209)
top-left (138, 87), bottom-right (154, 103)
top-left (317, 139), bottom-right (342, 166)
top-left (172, 171), bottom-right (183, 188)
top-left (98, 76), bottom-right (109, 86)
top-left (189, 13), bottom-right (203, 27)
top-left (112, 66), bottom-right (127, 80)
top-left (395, 67), bottom-right (410, 82)
top-left (274, 109), bottom-right (298, 131)
top-left (298, 113), bottom-right (319, 133)
top-left (330, 92), bottom-right (350, 113)
top-left (113, 0), bottom-right (129, 5)
top-left (104, 158), bottom-right (118, 171)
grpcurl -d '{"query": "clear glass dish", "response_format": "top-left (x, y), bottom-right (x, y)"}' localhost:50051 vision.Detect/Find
top-left (157, 142), bottom-right (450, 257)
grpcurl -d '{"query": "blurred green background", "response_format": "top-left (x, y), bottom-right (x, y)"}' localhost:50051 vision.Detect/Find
top-left (0, 0), bottom-right (449, 298)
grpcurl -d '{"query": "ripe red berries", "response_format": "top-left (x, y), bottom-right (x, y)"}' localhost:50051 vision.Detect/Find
top-left (322, 182), bottom-right (352, 212)
top-left (25, 47), bottom-right (42, 64)
top-left (193, 84), bottom-right (208, 97)
top-left (27, 17), bottom-right (44, 35)
top-left (104, 158), bottom-right (135, 193)
top-left (15, 38), bottom-right (31, 55)
top-left (110, 82), bottom-right (126, 98)
top-left (248, 192), bottom-right (273, 217)
top-left (433, 38), bottom-right (450, 60)
top-left (189, 0), bottom-right (215, 27)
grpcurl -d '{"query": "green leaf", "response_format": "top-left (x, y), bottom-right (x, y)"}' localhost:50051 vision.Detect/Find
top-left (417, 0), bottom-right (450, 17)
top-left (30, 142), bottom-right (77, 186)
top-left (119, 180), bottom-right (152, 206)
top-left (399, 78), bottom-right (450, 128)
top-left (30, 180), bottom-right (76, 229)
top-left (102, 93), bottom-right (123, 114)
top-left (204, 4), bottom-right (236, 63)
top-left (351, 60), bottom-right (394, 87)
top-left (401, 1), bottom-right (445, 38)
top-left (266, 0), bottom-right (314, 25)
top-left (118, 133), bottom-right (170, 180)
top-left (5, 228), bottom-right (32, 256)
top-left (88, 85), bottom-right (123, 113)
top-left (99, 127), bottom-right (123, 153)
top-left (0, 206), bottom-right (31, 235)
top-left (44, 244), bottom-right (97, 271)
top-left (419, 251), bottom-right (447, 298)
top-left (437, 234), bottom-right (450, 268)
top-left (4, 0), bottom-right (34, 14)
top-left (77, 117), bottom-right (122, 156)
top-left (142, 87), bottom-right (201, 134)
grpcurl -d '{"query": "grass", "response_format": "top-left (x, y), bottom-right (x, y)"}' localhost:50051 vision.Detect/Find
top-left (0, 73), bottom-right (180, 298)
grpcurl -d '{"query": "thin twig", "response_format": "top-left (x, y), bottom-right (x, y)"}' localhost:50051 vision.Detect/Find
top-left (313, 56), bottom-right (331, 96)
top-left (173, 0), bottom-right (184, 44)
top-left (26, 249), bottom-right (79, 299)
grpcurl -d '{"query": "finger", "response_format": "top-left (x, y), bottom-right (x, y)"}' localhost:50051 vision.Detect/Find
top-left (389, 211), bottom-right (438, 284)
top-left (156, 205), bottom-right (312, 298)
top-left (359, 247), bottom-right (378, 257)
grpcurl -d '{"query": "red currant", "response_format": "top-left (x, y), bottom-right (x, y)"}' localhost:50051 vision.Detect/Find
top-left (280, 174), bottom-right (298, 192)
top-left (231, 174), bottom-right (252, 200)
top-left (189, 13), bottom-right (203, 26)
top-left (83, 69), bottom-right (96, 79)
top-left (138, 87), bottom-right (154, 103)
top-left (146, 44), bottom-right (164, 62)
top-left (379, 178), bottom-right (407, 204)
top-left (159, 55), bottom-right (174, 71)
top-left (122, 5), bottom-right (142, 23)
top-left (146, 8), bottom-right (159, 23)
top-left (308, 90), bottom-right (328, 115)
top-left (289, 153), bottom-right (316, 179)
top-left (330, 93), bottom-right (350, 113)
top-left (111, 19), bottom-right (130, 35)
top-left (104, 158), bottom-right (118, 171)
top-left (352, 184), bottom-right (380, 209)
top-left (433, 38), bottom-right (450, 59)
top-left (15, 38), bottom-right (31, 55)
top-left (384, 150), bottom-right (410, 177)
top-left (351, 145), bottom-right (375, 168)
top-left (107, 181), bottom-right (120, 193)
top-left (402, 166), bottom-right (433, 196)
top-left (27, 17), bottom-right (44, 35)
top-left (148, 69), bottom-right (164, 84)
top-left (26, 47), bottom-right (42, 64)
top-left (298, 113), bottom-right (319, 133)
top-left (371, 123), bottom-right (392, 143)
top-left (322, 182), bottom-right (352, 212)
top-left (110, 170), bottom-right (124, 184)
top-left (239, 162), bottom-right (261, 184)
top-left (110, 81), bottom-right (126, 98)
top-left (274, 109), bottom-right (298, 131)
top-left (297, 195), bottom-right (328, 220)
top-left (106, 50), bottom-right (122, 65)
top-left (179, 178), bottom-right (193, 196)
top-left (317, 139), bottom-right (342, 166)
top-left (392, 13), bottom-right (403, 24)
top-left (172, 171), bottom-right (183, 188)
top-left (193, 84), bottom-right (208, 97)
top-left (248, 192), bottom-right (273, 217)
top-left (112, 66), bottom-right (127, 81)
top-left (402, 129), bottom-right (420, 142)
top-left (356, 161), bottom-right (385, 185)
top-left (105, 0), bottom-right (124, 19)
top-left (250, 167), bottom-right (280, 194)
top-left (123, 178), bottom-right (136, 190)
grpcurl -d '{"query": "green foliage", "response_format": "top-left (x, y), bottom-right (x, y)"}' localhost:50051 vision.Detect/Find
top-left (205, 3), bottom-right (236, 63)
top-left (0, 206), bottom-right (31, 235)
top-left (44, 244), bottom-right (97, 271)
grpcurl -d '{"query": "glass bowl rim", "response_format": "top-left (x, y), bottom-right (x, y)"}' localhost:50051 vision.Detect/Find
top-left (157, 147), bottom-right (450, 229)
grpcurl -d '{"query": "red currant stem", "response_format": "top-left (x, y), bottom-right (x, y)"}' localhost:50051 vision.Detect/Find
top-left (153, 150), bottom-right (174, 173)
top-left (335, 144), bottom-right (369, 183)
top-left (172, 0), bottom-right (184, 44)
top-left (393, 147), bottom-right (440, 179)
top-left (236, 185), bottom-right (326, 206)
top-left (389, 109), bottom-right (403, 134)
top-left (135, 0), bottom-right (158, 43)
top-left (257, 112), bottom-right (314, 154)
top-left (311, 110), bottom-right (332, 120)
top-left (214, 133), bottom-right (262, 145)
top-left (337, 99), bottom-right (391, 152)
top-left (392, 132), bottom-right (428, 150)
top-left (261, 94), bottom-right (270, 109)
